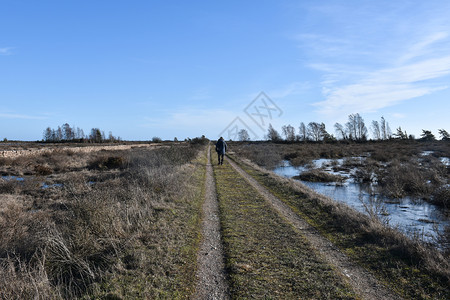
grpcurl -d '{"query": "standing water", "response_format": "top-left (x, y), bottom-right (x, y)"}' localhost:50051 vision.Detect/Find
top-left (273, 160), bottom-right (449, 244)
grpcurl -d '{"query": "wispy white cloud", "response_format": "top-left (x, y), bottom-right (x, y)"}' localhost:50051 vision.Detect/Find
top-left (390, 112), bottom-right (406, 119)
top-left (312, 32), bottom-right (450, 116)
top-left (0, 47), bottom-right (14, 55)
top-left (397, 32), bottom-right (449, 64)
top-left (315, 59), bottom-right (450, 115)
top-left (294, 33), bottom-right (372, 59)
top-left (0, 113), bottom-right (47, 120)
top-left (293, 1), bottom-right (450, 118)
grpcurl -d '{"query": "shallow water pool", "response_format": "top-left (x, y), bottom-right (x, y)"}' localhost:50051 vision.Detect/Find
top-left (274, 160), bottom-right (449, 244)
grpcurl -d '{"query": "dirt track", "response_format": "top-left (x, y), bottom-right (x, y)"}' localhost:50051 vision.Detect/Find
top-left (194, 146), bottom-right (229, 299)
top-left (227, 157), bottom-right (400, 300)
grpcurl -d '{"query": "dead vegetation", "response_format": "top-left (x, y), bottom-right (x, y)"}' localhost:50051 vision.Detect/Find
top-left (231, 155), bottom-right (450, 299)
top-left (213, 158), bottom-right (358, 299)
top-left (231, 140), bottom-right (450, 206)
top-left (0, 142), bottom-right (206, 299)
top-left (294, 169), bottom-right (345, 182)
top-left (232, 140), bottom-right (449, 259)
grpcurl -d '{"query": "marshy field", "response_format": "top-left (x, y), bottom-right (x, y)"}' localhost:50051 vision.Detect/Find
top-left (232, 140), bottom-right (450, 244)
top-left (0, 140), bottom-right (449, 299)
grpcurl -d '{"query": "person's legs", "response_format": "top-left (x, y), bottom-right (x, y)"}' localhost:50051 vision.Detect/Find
top-left (219, 153), bottom-right (224, 164)
top-left (217, 152), bottom-right (221, 164)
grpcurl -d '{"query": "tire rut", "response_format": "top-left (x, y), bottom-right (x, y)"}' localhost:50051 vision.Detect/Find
top-left (194, 146), bottom-right (229, 300)
top-left (227, 157), bottom-right (401, 300)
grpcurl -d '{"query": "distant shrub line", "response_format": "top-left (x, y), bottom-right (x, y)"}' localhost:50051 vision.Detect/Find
top-left (42, 123), bottom-right (121, 143)
top-left (235, 113), bottom-right (449, 143)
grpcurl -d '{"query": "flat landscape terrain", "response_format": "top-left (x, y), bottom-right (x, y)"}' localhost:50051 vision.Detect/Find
top-left (0, 140), bottom-right (448, 299)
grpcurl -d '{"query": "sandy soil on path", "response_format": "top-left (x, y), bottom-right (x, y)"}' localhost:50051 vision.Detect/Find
top-left (194, 146), bottom-right (229, 300)
top-left (227, 156), bottom-right (401, 300)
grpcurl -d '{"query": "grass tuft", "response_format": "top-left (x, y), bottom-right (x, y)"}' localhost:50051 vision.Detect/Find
top-left (294, 169), bottom-right (345, 182)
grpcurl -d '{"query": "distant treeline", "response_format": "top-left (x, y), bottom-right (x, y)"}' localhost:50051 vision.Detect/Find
top-left (238, 113), bottom-right (449, 142)
top-left (43, 123), bottom-right (121, 143)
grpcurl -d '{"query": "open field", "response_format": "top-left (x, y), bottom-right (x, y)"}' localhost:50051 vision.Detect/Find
top-left (0, 140), bottom-right (449, 299)
top-left (231, 140), bottom-right (450, 207)
top-left (0, 142), bottom-right (165, 159)
top-left (0, 142), bottom-right (206, 298)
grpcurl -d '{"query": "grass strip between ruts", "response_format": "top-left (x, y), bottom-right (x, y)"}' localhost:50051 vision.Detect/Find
top-left (213, 156), bottom-right (358, 299)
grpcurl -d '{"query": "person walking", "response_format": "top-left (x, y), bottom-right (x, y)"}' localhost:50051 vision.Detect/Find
top-left (215, 137), bottom-right (227, 165)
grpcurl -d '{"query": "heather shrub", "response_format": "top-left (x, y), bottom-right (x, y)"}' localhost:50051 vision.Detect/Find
top-left (0, 178), bottom-right (21, 194)
top-left (431, 186), bottom-right (450, 208)
top-left (34, 164), bottom-right (53, 175)
top-left (89, 155), bottom-right (125, 170)
top-left (295, 169), bottom-right (345, 183)
top-left (0, 157), bottom-right (12, 166)
top-left (352, 159), bottom-right (381, 183)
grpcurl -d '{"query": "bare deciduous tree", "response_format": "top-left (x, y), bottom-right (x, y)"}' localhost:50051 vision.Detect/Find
top-left (371, 120), bottom-right (381, 140)
top-left (62, 123), bottom-right (74, 140)
top-left (266, 124), bottom-right (282, 142)
top-left (282, 124), bottom-right (296, 142)
top-left (56, 126), bottom-right (63, 141)
top-left (43, 127), bottom-right (52, 142)
top-left (76, 127), bottom-right (85, 140)
top-left (346, 113), bottom-right (367, 141)
top-left (90, 128), bottom-right (103, 143)
top-left (299, 122), bottom-right (307, 141)
top-left (334, 123), bottom-right (347, 140)
top-left (238, 129), bottom-right (250, 141)
top-left (380, 116), bottom-right (392, 140)
top-left (320, 123), bottom-right (334, 141)
top-left (307, 122), bottom-right (323, 142)
top-left (43, 123), bottom-right (116, 143)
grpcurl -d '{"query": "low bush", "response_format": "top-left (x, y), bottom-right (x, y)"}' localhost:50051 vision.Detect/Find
top-left (190, 136), bottom-right (209, 145)
top-left (431, 186), bottom-right (450, 208)
top-left (294, 169), bottom-right (345, 183)
top-left (34, 164), bottom-right (53, 176)
top-left (0, 178), bottom-right (21, 194)
top-left (89, 155), bottom-right (125, 170)
top-left (0, 157), bottom-right (12, 166)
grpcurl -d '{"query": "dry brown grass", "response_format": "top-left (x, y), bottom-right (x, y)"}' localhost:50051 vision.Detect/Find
top-left (230, 154), bottom-right (450, 299)
top-left (231, 140), bottom-right (450, 204)
top-left (213, 157), bottom-right (358, 299)
top-left (0, 142), bottom-right (206, 299)
top-left (294, 169), bottom-right (345, 182)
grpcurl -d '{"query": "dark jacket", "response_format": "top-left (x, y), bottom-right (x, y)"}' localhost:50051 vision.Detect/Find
top-left (215, 139), bottom-right (227, 154)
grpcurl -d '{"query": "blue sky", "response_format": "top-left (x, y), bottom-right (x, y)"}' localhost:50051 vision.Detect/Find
top-left (1, 0), bottom-right (450, 141)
